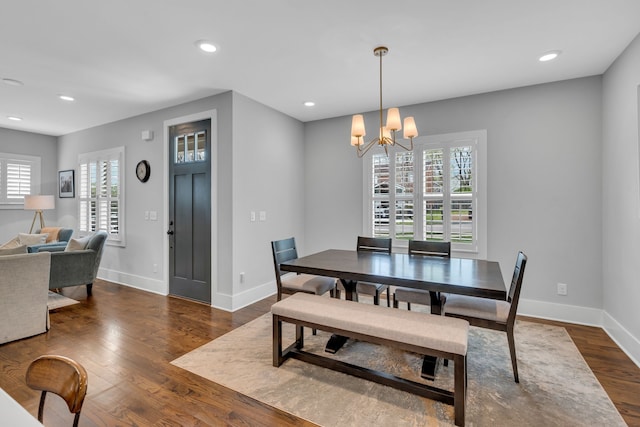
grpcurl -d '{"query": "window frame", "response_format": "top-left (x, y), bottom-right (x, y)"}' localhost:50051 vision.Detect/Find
top-left (0, 152), bottom-right (41, 208)
top-left (77, 146), bottom-right (125, 246)
top-left (363, 130), bottom-right (487, 258)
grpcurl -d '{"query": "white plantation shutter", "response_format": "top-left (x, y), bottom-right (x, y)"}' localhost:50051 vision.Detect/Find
top-left (78, 147), bottom-right (125, 245)
top-left (372, 153), bottom-right (390, 237)
top-left (364, 130), bottom-right (485, 255)
top-left (0, 153), bottom-right (41, 206)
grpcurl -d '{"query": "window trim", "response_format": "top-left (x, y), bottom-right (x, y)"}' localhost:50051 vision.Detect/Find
top-left (77, 146), bottom-right (125, 246)
top-left (362, 130), bottom-right (487, 258)
top-left (0, 152), bottom-right (41, 209)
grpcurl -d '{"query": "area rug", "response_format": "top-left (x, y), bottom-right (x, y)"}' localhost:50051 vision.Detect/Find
top-left (172, 314), bottom-right (626, 426)
top-left (47, 291), bottom-right (79, 310)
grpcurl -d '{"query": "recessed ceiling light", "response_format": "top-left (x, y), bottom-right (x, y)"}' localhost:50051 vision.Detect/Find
top-left (7, 116), bottom-right (23, 121)
top-left (2, 78), bottom-right (24, 86)
top-left (304, 101), bottom-right (315, 107)
top-left (195, 40), bottom-right (217, 53)
top-left (59, 95), bottom-right (75, 102)
top-left (539, 50), bottom-right (561, 62)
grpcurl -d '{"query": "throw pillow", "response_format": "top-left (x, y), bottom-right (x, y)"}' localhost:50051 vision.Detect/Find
top-left (18, 233), bottom-right (49, 246)
top-left (40, 227), bottom-right (61, 243)
top-left (0, 245), bottom-right (27, 255)
top-left (65, 235), bottom-right (92, 251)
top-left (0, 236), bottom-right (21, 249)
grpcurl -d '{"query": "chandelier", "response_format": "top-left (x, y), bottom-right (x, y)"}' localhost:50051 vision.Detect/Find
top-left (350, 46), bottom-right (418, 157)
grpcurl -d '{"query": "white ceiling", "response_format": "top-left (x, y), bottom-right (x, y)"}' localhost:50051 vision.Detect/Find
top-left (1, 0), bottom-right (640, 137)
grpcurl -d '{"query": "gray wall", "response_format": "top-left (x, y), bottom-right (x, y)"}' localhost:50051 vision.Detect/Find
top-left (231, 93), bottom-right (306, 306)
top-left (304, 76), bottom-right (604, 313)
top-left (0, 128), bottom-right (57, 242)
top-left (56, 92), bottom-right (235, 300)
top-left (54, 90), bottom-right (304, 311)
top-left (602, 32), bottom-right (640, 359)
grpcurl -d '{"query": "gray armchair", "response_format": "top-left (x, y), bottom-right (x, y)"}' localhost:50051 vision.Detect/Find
top-left (41, 231), bottom-right (108, 296)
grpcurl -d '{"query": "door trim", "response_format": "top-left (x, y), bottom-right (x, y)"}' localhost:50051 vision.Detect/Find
top-left (163, 109), bottom-right (218, 304)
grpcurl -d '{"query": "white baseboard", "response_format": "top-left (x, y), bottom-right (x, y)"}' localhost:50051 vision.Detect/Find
top-left (97, 267), bottom-right (167, 296)
top-left (213, 280), bottom-right (275, 312)
top-left (602, 311), bottom-right (640, 368)
top-left (518, 298), bottom-right (604, 326)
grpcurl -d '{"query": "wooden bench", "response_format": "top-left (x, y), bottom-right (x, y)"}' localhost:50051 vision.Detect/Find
top-left (271, 292), bottom-right (470, 426)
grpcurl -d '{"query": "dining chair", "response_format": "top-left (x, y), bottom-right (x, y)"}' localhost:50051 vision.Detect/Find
top-left (393, 240), bottom-right (451, 310)
top-left (353, 236), bottom-right (392, 306)
top-left (25, 354), bottom-right (88, 427)
top-left (442, 251), bottom-right (528, 382)
top-left (271, 237), bottom-right (338, 301)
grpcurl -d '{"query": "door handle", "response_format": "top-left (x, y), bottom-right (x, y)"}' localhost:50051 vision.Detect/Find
top-left (167, 220), bottom-right (174, 235)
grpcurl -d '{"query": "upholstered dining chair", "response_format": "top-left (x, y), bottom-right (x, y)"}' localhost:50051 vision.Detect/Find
top-left (271, 237), bottom-right (338, 301)
top-left (354, 236), bottom-right (392, 306)
top-left (25, 354), bottom-right (88, 427)
top-left (442, 251), bottom-right (528, 382)
top-left (393, 240), bottom-right (451, 310)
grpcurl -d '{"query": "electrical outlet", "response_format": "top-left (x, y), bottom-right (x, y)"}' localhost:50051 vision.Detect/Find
top-left (557, 283), bottom-right (568, 296)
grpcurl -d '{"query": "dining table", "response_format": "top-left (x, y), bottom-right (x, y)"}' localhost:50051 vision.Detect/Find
top-left (280, 248), bottom-right (507, 379)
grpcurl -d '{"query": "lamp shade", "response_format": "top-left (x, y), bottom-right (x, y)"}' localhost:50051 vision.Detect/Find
top-left (386, 108), bottom-right (402, 131)
top-left (24, 195), bottom-right (55, 211)
top-left (403, 116), bottom-right (418, 139)
top-left (351, 115), bottom-right (366, 138)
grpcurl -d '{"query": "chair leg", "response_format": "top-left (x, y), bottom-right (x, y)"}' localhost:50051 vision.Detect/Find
top-left (507, 324), bottom-right (519, 383)
top-left (407, 302), bottom-right (411, 311)
top-left (373, 292), bottom-right (379, 305)
top-left (386, 289), bottom-right (390, 307)
top-left (393, 296), bottom-right (399, 308)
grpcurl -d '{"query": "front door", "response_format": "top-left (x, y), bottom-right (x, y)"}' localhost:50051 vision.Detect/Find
top-left (168, 119), bottom-right (211, 303)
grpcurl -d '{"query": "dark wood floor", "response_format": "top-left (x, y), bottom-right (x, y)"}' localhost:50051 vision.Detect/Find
top-left (1, 280), bottom-right (639, 426)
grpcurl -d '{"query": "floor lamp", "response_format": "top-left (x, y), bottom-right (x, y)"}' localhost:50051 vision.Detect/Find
top-left (24, 195), bottom-right (55, 234)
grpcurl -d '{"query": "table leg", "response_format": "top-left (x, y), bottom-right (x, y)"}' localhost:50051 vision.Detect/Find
top-left (421, 291), bottom-right (443, 380)
top-left (325, 279), bottom-right (357, 354)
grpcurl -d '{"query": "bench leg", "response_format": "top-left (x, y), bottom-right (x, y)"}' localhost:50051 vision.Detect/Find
top-left (454, 354), bottom-right (466, 426)
top-left (273, 315), bottom-right (283, 367)
top-left (296, 324), bottom-right (304, 349)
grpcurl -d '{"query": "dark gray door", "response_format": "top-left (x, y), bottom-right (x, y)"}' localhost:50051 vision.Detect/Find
top-left (168, 119), bottom-right (211, 303)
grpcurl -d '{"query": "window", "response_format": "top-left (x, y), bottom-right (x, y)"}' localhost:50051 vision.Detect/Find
top-left (0, 152), bottom-right (41, 207)
top-left (364, 130), bottom-right (486, 256)
top-left (78, 147), bottom-right (125, 246)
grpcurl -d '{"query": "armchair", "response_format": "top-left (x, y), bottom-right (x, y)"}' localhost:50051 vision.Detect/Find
top-left (41, 231), bottom-right (108, 296)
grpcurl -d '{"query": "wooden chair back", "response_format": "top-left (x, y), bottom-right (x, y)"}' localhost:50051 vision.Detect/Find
top-left (26, 355), bottom-right (88, 427)
top-left (506, 251), bottom-right (528, 323)
top-left (356, 236), bottom-right (392, 254)
top-left (271, 237), bottom-right (298, 299)
top-left (408, 240), bottom-right (450, 258)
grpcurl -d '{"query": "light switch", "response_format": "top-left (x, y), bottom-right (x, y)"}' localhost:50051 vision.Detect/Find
top-left (149, 211), bottom-right (157, 221)
top-left (250, 211), bottom-right (256, 222)
top-left (259, 211), bottom-right (266, 221)
top-left (144, 211), bottom-right (149, 220)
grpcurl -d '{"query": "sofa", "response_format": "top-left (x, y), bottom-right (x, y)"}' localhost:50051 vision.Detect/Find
top-left (0, 252), bottom-right (51, 345)
top-left (39, 231), bottom-right (108, 296)
top-left (0, 227), bottom-right (73, 253)
top-left (27, 227), bottom-right (73, 253)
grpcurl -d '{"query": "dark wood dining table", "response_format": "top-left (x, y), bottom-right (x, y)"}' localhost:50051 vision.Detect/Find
top-left (280, 249), bottom-right (507, 379)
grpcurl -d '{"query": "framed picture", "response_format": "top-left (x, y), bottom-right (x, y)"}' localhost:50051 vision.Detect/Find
top-left (59, 169), bottom-right (75, 198)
